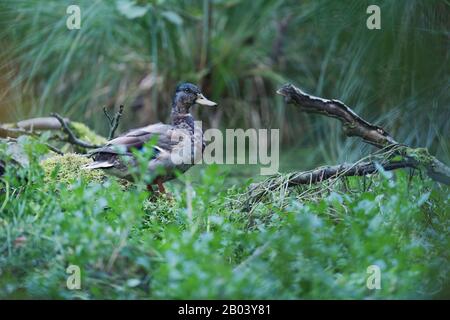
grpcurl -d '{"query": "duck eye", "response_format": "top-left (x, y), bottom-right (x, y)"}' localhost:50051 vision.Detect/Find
top-left (184, 88), bottom-right (190, 93)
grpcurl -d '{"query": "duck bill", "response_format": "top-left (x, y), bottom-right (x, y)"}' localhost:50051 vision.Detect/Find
top-left (195, 93), bottom-right (217, 106)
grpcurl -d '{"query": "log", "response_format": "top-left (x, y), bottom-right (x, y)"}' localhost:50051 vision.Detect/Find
top-left (276, 83), bottom-right (450, 185)
top-left (244, 156), bottom-right (418, 209)
top-left (284, 159), bottom-right (416, 186)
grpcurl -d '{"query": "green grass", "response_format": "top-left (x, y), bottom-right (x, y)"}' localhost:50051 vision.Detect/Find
top-left (0, 136), bottom-right (448, 299)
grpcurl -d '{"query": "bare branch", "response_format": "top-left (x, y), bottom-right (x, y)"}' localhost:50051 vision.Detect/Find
top-left (103, 107), bottom-right (114, 125)
top-left (276, 83), bottom-right (450, 185)
top-left (50, 113), bottom-right (102, 149)
top-left (0, 126), bottom-right (38, 139)
top-left (43, 143), bottom-right (64, 155)
top-left (103, 105), bottom-right (124, 140)
top-left (245, 158), bottom-right (418, 208)
top-left (16, 117), bottom-right (69, 131)
top-left (276, 84), bottom-right (398, 148)
top-left (108, 105), bottom-right (124, 140)
top-left (284, 160), bottom-right (416, 186)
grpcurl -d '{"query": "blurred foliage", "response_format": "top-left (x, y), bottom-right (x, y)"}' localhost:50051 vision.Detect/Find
top-left (0, 135), bottom-right (449, 299)
top-left (0, 0), bottom-right (448, 167)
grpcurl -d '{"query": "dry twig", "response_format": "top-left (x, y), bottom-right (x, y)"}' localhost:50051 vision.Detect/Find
top-left (51, 113), bottom-right (102, 149)
top-left (103, 105), bottom-right (124, 140)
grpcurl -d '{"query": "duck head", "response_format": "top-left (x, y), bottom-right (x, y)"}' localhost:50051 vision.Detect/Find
top-left (172, 83), bottom-right (217, 114)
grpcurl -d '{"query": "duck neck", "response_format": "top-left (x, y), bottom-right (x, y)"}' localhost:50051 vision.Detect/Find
top-left (171, 103), bottom-right (194, 133)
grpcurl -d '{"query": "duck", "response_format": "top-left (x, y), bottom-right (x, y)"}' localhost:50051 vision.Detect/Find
top-left (84, 83), bottom-right (217, 194)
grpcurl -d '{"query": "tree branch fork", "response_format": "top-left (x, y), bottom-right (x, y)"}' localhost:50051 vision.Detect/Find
top-left (242, 83), bottom-right (449, 209)
top-left (274, 83), bottom-right (450, 186)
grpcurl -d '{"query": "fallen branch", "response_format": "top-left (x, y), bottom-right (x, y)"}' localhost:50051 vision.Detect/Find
top-left (242, 84), bottom-right (449, 209)
top-left (0, 117), bottom-right (73, 139)
top-left (245, 153), bottom-right (417, 208)
top-left (276, 84), bottom-right (398, 148)
top-left (0, 128), bottom-right (64, 155)
top-left (280, 159), bottom-right (416, 186)
top-left (1, 116), bottom-right (105, 155)
top-left (51, 113), bottom-right (102, 149)
top-left (276, 83), bottom-right (450, 185)
top-left (0, 126), bottom-right (39, 139)
top-left (2, 107), bottom-right (121, 152)
top-left (16, 117), bottom-right (70, 131)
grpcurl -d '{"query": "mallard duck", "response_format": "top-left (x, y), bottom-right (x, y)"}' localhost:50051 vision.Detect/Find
top-left (84, 83), bottom-right (217, 193)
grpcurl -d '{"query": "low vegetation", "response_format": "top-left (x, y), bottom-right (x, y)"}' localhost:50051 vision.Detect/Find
top-left (0, 136), bottom-right (448, 299)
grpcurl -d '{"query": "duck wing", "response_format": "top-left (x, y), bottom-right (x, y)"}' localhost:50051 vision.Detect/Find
top-left (85, 123), bottom-right (179, 169)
